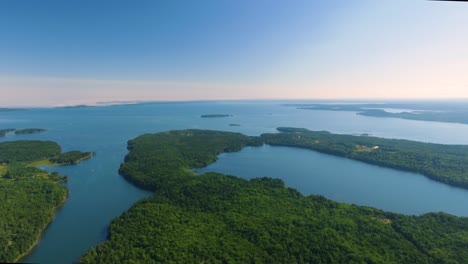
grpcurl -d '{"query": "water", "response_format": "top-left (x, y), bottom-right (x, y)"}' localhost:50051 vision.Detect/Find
top-left (1, 101), bottom-right (468, 263)
top-left (198, 145), bottom-right (468, 216)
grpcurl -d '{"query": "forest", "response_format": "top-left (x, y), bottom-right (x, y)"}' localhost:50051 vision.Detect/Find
top-left (0, 140), bottom-right (93, 263)
top-left (14, 128), bottom-right (47, 135)
top-left (262, 127), bottom-right (468, 190)
top-left (0, 141), bottom-right (69, 263)
top-left (80, 129), bottom-right (468, 263)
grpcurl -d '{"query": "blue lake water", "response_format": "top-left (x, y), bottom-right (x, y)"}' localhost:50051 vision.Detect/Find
top-left (1, 101), bottom-right (468, 263)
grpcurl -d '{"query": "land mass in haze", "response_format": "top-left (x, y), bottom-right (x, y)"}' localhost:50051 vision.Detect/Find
top-left (201, 114), bottom-right (233, 118)
top-left (291, 103), bottom-right (468, 125)
top-left (0, 128), bottom-right (47, 137)
top-left (80, 129), bottom-right (468, 263)
top-left (0, 140), bottom-right (93, 263)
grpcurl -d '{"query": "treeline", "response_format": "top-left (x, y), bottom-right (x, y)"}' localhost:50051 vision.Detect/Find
top-left (0, 140), bottom-right (61, 163)
top-left (0, 140), bottom-right (92, 262)
top-left (262, 127), bottom-right (468, 190)
top-left (80, 129), bottom-right (468, 263)
top-left (50, 151), bottom-right (95, 165)
top-left (0, 140), bottom-right (93, 166)
top-left (0, 140), bottom-right (70, 263)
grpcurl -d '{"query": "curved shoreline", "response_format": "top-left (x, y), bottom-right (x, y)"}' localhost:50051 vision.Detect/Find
top-left (15, 194), bottom-right (68, 263)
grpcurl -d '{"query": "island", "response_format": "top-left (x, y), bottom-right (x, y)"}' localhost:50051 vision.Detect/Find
top-left (80, 129), bottom-right (468, 263)
top-left (228, 123), bottom-right (241, 126)
top-left (14, 128), bottom-right (47, 135)
top-left (0, 128), bottom-right (15, 137)
top-left (0, 128), bottom-right (47, 137)
top-left (201, 114), bottom-right (232, 118)
top-left (0, 140), bottom-right (93, 263)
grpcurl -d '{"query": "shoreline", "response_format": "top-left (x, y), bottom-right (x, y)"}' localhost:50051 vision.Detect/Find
top-left (14, 194), bottom-right (68, 263)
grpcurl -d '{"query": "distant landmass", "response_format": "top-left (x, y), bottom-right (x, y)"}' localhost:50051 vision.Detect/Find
top-left (0, 128), bottom-right (47, 137)
top-left (289, 102), bottom-right (468, 125)
top-left (201, 114), bottom-right (233, 118)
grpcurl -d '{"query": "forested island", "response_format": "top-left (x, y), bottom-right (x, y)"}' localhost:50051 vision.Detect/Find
top-left (80, 129), bottom-right (468, 263)
top-left (290, 103), bottom-right (468, 125)
top-left (0, 140), bottom-right (93, 263)
top-left (0, 128), bottom-right (47, 137)
top-left (201, 114), bottom-right (232, 118)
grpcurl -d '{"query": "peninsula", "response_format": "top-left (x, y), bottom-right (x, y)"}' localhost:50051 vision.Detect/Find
top-left (0, 140), bottom-right (93, 263)
top-left (80, 129), bottom-right (468, 263)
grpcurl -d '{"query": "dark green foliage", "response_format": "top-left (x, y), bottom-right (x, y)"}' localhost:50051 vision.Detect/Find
top-left (80, 129), bottom-right (468, 263)
top-left (14, 128), bottom-right (46, 135)
top-left (0, 177), bottom-right (67, 262)
top-left (119, 129), bottom-right (259, 191)
top-left (0, 140), bottom-right (89, 262)
top-left (262, 127), bottom-right (468, 189)
top-left (0, 140), bottom-right (61, 163)
top-left (50, 151), bottom-right (94, 165)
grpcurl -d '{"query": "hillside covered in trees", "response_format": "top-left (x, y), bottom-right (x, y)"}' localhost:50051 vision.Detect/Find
top-left (80, 129), bottom-right (468, 263)
top-left (0, 140), bottom-right (92, 263)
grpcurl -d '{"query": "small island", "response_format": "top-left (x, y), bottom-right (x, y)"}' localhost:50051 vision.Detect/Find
top-left (0, 128), bottom-right (47, 137)
top-left (228, 123), bottom-right (241, 126)
top-left (0, 140), bottom-right (94, 263)
top-left (0, 128), bottom-right (15, 137)
top-left (200, 114), bottom-right (232, 118)
top-left (15, 128), bottom-right (47, 135)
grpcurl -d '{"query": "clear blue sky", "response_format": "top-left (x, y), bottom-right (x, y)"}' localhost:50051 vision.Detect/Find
top-left (1, 0), bottom-right (468, 106)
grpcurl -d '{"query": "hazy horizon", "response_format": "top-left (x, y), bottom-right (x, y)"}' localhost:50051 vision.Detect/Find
top-left (2, 1), bottom-right (468, 106)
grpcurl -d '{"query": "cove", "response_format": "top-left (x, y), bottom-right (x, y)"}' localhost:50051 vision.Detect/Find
top-left (198, 144), bottom-right (468, 217)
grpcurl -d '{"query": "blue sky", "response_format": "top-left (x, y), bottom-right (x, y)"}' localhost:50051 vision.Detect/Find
top-left (1, 0), bottom-right (468, 106)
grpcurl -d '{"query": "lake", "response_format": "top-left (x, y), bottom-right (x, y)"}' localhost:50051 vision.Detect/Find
top-left (2, 101), bottom-right (468, 263)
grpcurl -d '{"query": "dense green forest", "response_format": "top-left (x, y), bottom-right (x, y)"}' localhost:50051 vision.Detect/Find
top-left (50, 151), bottom-right (95, 165)
top-left (0, 140), bottom-right (61, 163)
top-left (0, 140), bottom-right (93, 263)
top-left (0, 140), bottom-right (93, 165)
top-left (80, 129), bottom-right (468, 263)
top-left (262, 127), bottom-right (468, 189)
top-left (0, 141), bottom-right (69, 263)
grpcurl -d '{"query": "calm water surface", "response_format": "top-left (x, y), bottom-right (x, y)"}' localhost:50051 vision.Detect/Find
top-left (1, 101), bottom-right (468, 263)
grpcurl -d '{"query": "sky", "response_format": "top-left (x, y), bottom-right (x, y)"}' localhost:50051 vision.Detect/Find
top-left (1, 0), bottom-right (468, 106)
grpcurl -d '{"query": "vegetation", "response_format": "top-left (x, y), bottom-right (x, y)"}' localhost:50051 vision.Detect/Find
top-left (229, 123), bottom-right (241, 126)
top-left (49, 151), bottom-right (95, 165)
top-left (0, 140), bottom-right (61, 163)
top-left (201, 114), bottom-right (232, 118)
top-left (0, 140), bottom-right (93, 263)
top-left (262, 127), bottom-right (468, 190)
top-left (14, 128), bottom-right (47, 135)
top-left (80, 129), bottom-right (468, 263)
